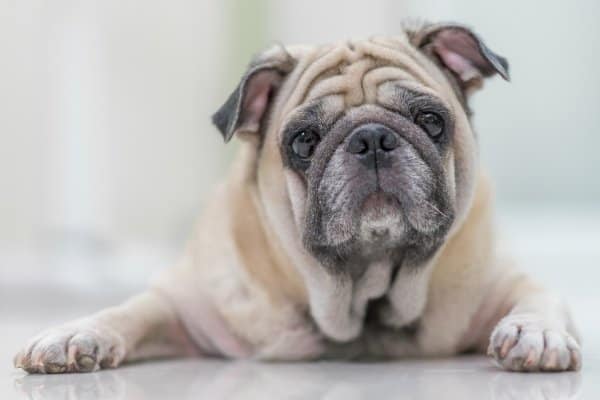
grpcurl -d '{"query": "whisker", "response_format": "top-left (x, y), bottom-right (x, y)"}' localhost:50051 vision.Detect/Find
top-left (423, 200), bottom-right (449, 220)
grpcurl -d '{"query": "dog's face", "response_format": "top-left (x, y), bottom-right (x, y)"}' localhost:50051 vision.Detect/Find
top-left (213, 22), bottom-right (508, 279)
top-left (280, 79), bottom-right (456, 274)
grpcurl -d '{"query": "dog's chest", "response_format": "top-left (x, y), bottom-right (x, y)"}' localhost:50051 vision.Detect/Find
top-left (317, 258), bottom-right (412, 334)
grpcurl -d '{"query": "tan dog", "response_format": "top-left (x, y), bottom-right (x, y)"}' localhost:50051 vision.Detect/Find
top-left (15, 21), bottom-right (581, 373)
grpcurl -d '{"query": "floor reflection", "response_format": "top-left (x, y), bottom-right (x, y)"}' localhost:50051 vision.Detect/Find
top-left (13, 356), bottom-right (582, 400)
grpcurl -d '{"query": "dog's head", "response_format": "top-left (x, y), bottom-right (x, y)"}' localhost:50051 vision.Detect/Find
top-left (213, 22), bottom-right (508, 278)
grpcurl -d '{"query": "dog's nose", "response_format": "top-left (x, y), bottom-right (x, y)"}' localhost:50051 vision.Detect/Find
top-left (346, 123), bottom-right (399, 155)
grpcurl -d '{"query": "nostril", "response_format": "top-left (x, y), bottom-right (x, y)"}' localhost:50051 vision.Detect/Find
top-left (380, 132), bottom-right (398, 151)
top-left (347, 137), bottom-right (369, 154)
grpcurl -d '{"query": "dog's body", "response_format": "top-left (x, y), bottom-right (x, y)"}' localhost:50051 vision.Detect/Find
top-left (15, 22), bottom-right (581, 373)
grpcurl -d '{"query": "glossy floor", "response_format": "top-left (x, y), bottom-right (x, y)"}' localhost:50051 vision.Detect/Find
top-left (1, 292), bottom-right (597, 400)
top-left (8, 356), bottom-right (593, 400)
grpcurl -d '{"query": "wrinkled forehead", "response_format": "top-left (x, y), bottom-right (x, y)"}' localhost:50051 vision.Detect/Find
top-left (279, 35), bottom-right (453, 118)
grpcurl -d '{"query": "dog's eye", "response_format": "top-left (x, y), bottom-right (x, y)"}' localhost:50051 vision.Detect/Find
top-left (291, 130), bottom-right (320, 159)
top-left (415, 112), bottom-right (444, 139)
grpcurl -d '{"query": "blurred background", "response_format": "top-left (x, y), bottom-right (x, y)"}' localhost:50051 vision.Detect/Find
top-left (0, 0), bottom-right (598, 316)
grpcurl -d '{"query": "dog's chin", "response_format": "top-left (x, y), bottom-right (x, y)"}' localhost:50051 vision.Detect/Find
top-left (358, 192), bottom-right (406, 248)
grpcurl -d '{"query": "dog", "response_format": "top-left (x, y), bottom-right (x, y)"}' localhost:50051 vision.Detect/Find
top-left (14, 21), bottom-right (581, 374)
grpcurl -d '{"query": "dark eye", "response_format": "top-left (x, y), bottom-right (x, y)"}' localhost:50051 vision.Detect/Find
top-left (415, 112), bottom-right (444, 139)
top-left (291, 130), bottom-right (320, 159)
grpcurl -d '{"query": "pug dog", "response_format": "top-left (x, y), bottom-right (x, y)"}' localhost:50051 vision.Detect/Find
top-left (15, 21), bottom-right (581, 374)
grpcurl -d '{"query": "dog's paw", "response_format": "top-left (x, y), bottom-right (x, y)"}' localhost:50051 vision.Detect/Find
top-left (14, 321), bottom-right (126, 374)
top-left (487, 314), bottom-right (581, 372)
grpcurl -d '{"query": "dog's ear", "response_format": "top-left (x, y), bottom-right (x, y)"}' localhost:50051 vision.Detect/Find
top-left (212, 46), bottom-right (296, 143)
top-left (408, 22), bottom-right (509, 93)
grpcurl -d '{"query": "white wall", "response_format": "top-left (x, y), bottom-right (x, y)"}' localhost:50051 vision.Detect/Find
top-left (0, 0), bottom-right (229, 246)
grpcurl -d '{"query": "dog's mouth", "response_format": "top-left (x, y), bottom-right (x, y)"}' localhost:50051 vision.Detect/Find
top-left (358, 191), bottom-right (406, 245)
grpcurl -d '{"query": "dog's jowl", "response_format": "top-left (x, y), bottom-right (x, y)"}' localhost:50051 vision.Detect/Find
top-left (15, 22), bottom-right (581, 373)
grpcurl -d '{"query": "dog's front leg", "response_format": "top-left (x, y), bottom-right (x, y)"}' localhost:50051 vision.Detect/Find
top-left (14, 290), bottom-right (197, 374)
top-left (486, 277), bottom-right (582, 372)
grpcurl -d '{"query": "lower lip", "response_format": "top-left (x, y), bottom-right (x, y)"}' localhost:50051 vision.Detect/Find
top-left (361, 191), bottom-right (399, 211)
